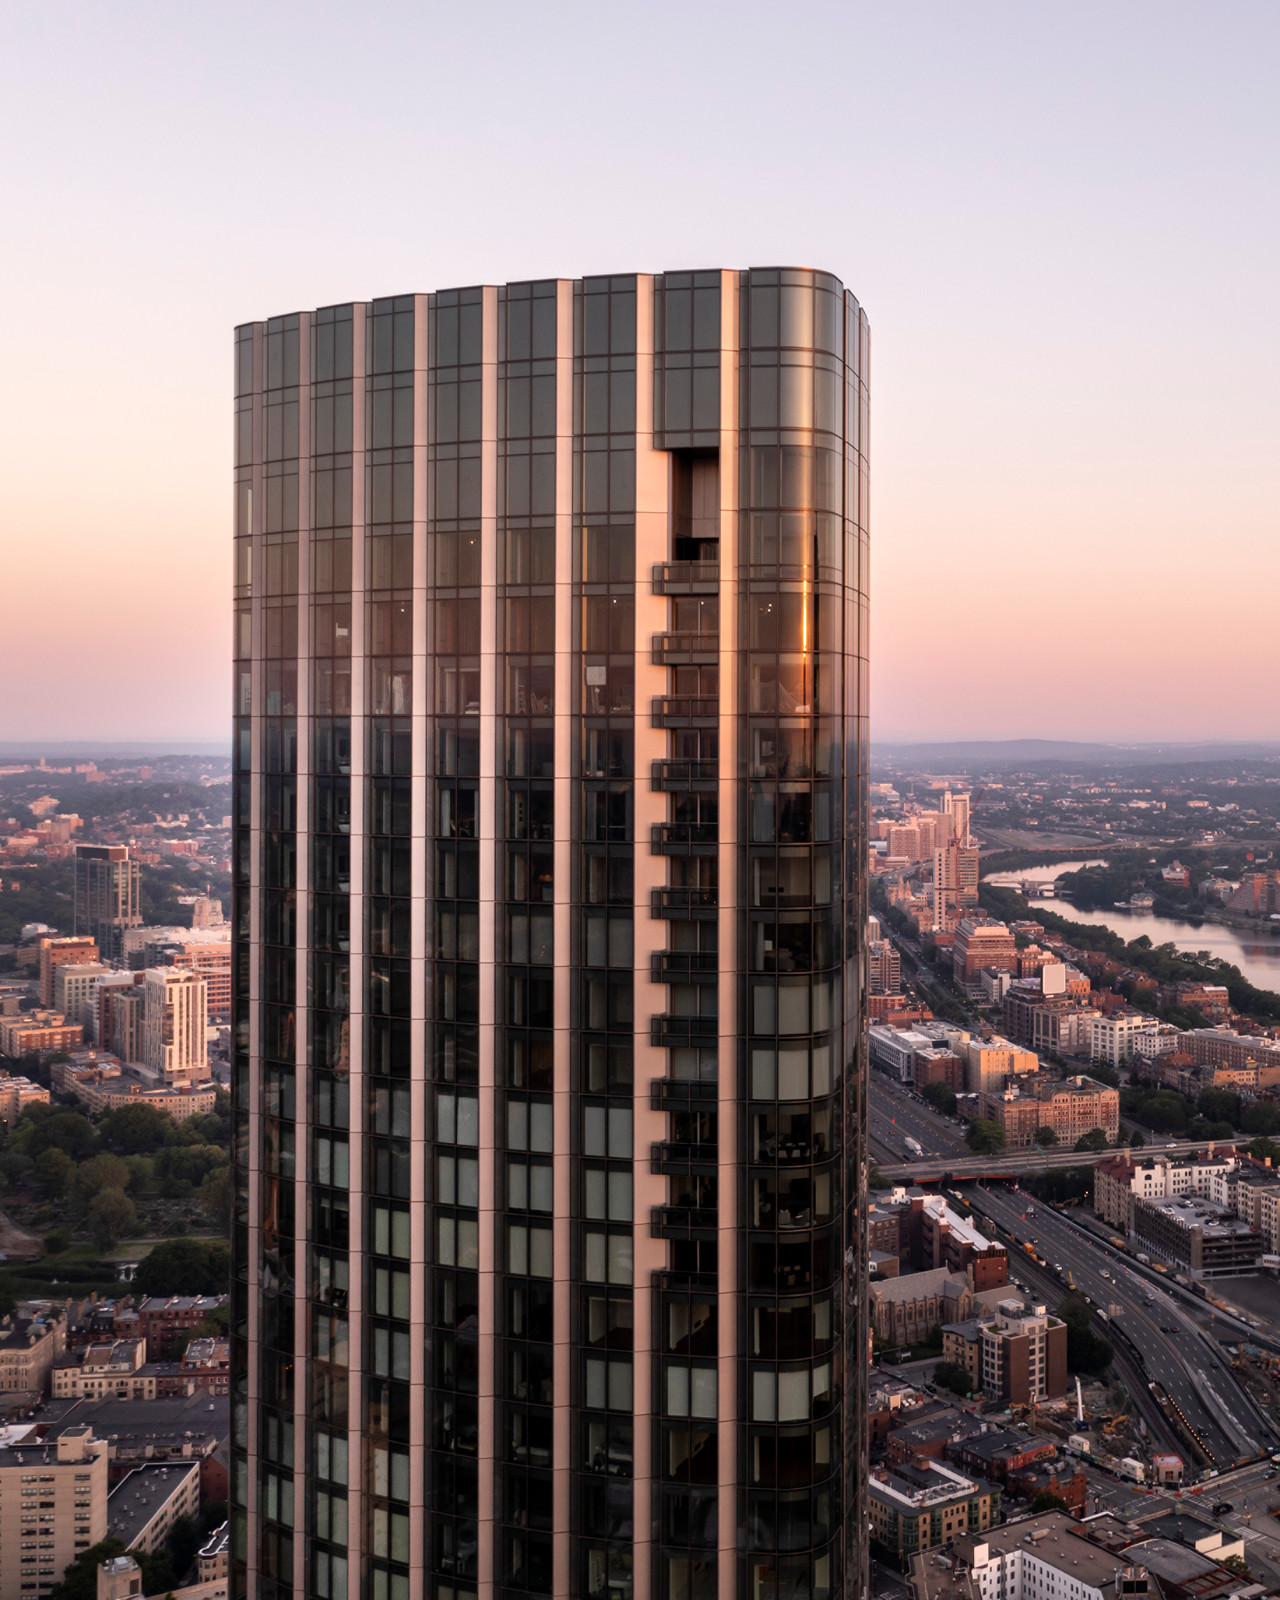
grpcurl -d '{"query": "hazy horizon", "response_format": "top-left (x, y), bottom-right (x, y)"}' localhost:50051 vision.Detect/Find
top-left (2, 1), bottom-right (1277, 744)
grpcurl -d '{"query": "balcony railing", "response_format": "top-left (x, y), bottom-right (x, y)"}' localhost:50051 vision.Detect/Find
top-left (651, 632), bottom-right (719, 665)
top-left (651, 1204), bottom-right (718, 1233)
top-left (650, 759), bottom-right (718, 791)
top-left (650, 1077), bottom-right (719, 1109)
top-left (650, 887), bottom-right (718, 919)
top-left (651, 696), bottom-right (718, 728)
top-left (650, 951), bottom-right (717, 982)
top-left (651, 1140), bottom-right (719, 1168)
top-left (650, 822), bottom-right (718, 855)
top-left (651, 560), bottom-right (719, 594)
top-left (650, 1014), bottom-right (717, 1047)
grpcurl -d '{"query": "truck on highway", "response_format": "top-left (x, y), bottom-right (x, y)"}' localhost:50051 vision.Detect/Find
top-left (903, 1137), bottom-right (923, 1160)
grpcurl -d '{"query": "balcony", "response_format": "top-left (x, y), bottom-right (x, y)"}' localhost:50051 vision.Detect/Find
top-left (650, 887), bottom-right (718, 920)
top-left (650, 759), bottom-right (718, 792)
top-left (651, 1139), bottom-right (719, 1169)
top-left (650, 951), bottom-right (717, 983)
top-left (651, 632), bottom-right (719, 666)
top-left (652, 560), bottom-right (719, 595)
top-left (651, 696), bottom-right (718, 729)
top-left (650, 1077), bottom-right (718, 1110)
top-left (650, 821), bottom-right (718, 855)
top-left (650, 1014), bottom-right (717, 1048)
top-left (651, 1204), bottom-right (718, 1235)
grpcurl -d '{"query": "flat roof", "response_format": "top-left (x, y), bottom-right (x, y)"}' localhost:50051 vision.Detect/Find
top-left (975, 1511), bottom-right (1130, 1587)
top-left (107, 1461), bottom-right (200, 1547)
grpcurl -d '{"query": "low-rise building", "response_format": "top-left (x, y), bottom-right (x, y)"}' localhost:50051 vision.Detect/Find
top-left (179, 1338), bottom-right (230, 1397)
top-left (56, 1064), bottom-right (218, 1122)
top-left (1181, 1025), bottom-right (1280, 1082)
top-left (870, 1267), bottom-right (974, 1346)
top-left (916, 1196), bottom-right (1008, 1290)
top-left (105, 1459), bottom-right (201, 1553)
top-left (48, 1392), bottom-right (229, 1488)
top-left (886, 1405), bottom-right (986, 1467)
top-left (138, 1297), bottom-right (228, 1361)
top-left (1156, 981), bottom-right (1230, 1022)
top-left (946, 1512), bottom-right (1151, 1600)
top-left (51, 1339), bottom-right (148, 1402)
top-left (869, 1026), bottom-right (938, 1082)
top-left (1008, 1456), bottom-right (1087, 1514)
top-left (198, 1520), bottom-right (230, 1582)
top-left (1133, 1193), bottom-right (1262, 1274)
top-left (869, 1459), bottom-right (999, 1558)
top-left (0, 1009), bottom-right (85, 1056)
top-left (948, 1428), bottom-right (1056, 1482)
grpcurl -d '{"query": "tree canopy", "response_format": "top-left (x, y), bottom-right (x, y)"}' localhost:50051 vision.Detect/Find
top-left (133, 1236), bottom-right (230, 1297)
top-left (966, 1119), bottom-right (1007, 1155)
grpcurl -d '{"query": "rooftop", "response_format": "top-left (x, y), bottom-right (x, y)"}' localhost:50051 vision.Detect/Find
top-left (871, 1267), bottom-right (970, 1305)
top-left (47, 1391), bottom-right (229, 1449)
top-left (970, 1511), bottom-right (1137, 1590)
top-left (870, 1458), bottom-right (984, 1511)
top-left (106, 1461), bottom-right (200, 1547)
top-left (1138, 1194), bottom-right (1259, 1238)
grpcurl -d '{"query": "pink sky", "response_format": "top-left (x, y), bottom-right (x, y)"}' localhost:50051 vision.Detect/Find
top-left (1, 1), bottom-right (1277, 745)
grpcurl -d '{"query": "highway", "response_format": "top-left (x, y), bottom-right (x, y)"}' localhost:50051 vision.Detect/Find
top-left (961, 1184), bottom-right (1277, 1472)
top-left (869, 1071), bottom-right (970, 1166)
top-left (874, 1135), bottom-right (1255, 1185)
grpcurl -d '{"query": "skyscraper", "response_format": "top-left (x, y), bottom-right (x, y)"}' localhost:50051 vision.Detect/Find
top-left (74, 843), bottom-right (142, 961)
top-left (231, 269), bottom-right (869, 1600)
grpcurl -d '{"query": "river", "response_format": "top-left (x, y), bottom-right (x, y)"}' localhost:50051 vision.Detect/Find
top-left (983, 860), bottom-right (1280, 994)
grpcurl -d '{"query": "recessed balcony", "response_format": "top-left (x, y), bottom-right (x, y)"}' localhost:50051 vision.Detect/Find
top-left (651, 560), bottom-right (719, 595)
top-left (651, 696), bottom-right (718, 728)
top-left (650, 887), bottom-right (718, 919)
top-left (650, 1014), bottom-right (717, 1048)
top-left (651, 632), bottom-right (719, 666)
top-left (650, 951), bottom-right (717, 983)
top-left (650, 822), bottom-right (718, 855)
top-left (650, 759), bottom-right (718, 792)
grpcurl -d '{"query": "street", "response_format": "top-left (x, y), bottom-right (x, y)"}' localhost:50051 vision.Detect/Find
top-left (961, 1185), bottom-right (1277, 1471)
top-left (869, 1071), bottom-right (970, 1166)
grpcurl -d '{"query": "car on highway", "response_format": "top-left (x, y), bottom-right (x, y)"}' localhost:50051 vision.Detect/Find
top-left (1212, 1502), bottom-right (1233, 1515)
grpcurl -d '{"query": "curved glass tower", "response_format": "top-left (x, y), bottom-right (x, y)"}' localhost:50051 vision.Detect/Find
top-left (231, 267), bottom-right (869, 1600)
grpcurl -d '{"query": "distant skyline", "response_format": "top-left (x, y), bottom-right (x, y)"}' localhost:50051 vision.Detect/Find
top-left (2, 1), bottom-right (1277, 743)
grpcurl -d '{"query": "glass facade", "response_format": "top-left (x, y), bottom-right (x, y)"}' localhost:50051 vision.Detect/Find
top-left (232, 268), bottom-right (869, 1600)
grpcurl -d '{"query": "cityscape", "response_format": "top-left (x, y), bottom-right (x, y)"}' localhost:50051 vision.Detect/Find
top-left (2, 7), bottom-right (1278, 1600)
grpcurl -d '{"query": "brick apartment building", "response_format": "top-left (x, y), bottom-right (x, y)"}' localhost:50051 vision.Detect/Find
top-left (137, 1296), bottom-right (228, 1360)
top-left (978, 1073), bottom-right (1119, 1148)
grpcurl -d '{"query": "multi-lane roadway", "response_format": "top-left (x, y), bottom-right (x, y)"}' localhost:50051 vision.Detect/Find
top-left (962, 1184), bottom-right (1276, 1471)
top-left (868, 1071), bottom-right (969, 1166)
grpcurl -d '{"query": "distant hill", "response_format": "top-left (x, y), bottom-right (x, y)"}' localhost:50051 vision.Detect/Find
top-left (872, 739), bottom-right (1280, 771)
